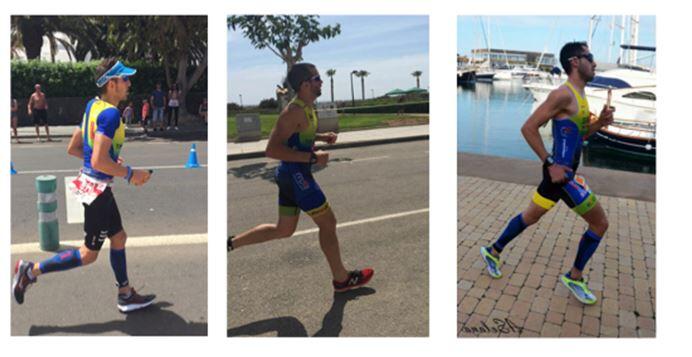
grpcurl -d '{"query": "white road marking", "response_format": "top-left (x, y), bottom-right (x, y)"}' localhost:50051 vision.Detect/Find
top-left (291, 208), bottom-right (429, 237)
top-left (11, 233), bottom-right (207, 254)
top-left (15, 164), bottom-right (207, 175)
top-left (348, 155), bottom-right (390, 163)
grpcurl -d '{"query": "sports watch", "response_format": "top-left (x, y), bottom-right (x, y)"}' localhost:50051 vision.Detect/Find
top-left (310, 152), bottom-right (318, 164)
top-left (544, 156), bottom-right (555, 167)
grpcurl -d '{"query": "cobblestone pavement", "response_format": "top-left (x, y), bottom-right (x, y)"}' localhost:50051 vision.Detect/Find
top-left (458, 176), bottom-right (656, 337)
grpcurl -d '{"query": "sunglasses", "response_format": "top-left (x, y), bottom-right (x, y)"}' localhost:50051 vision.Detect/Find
top-left (571, 53), bottom-right (594, 63)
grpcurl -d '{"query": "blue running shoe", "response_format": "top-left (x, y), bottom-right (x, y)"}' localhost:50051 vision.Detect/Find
top-left (480, 246), bottom-right (502, 278)
top-left (560, 273), bottom-right (597, 305)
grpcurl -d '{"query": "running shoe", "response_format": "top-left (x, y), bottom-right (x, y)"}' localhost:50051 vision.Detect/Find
top-left (12, 260), bottom-right (36, 304)
top-left (560, 273), bottom-right (597, 305)
top-left (333, 268), bottom-right (374, 292)
top-left (227, 235), bottom-right (234, 251)
top-left (117, 288), bottom-right (156, 313)
top-left (480, 246), bottom-right (502, 278)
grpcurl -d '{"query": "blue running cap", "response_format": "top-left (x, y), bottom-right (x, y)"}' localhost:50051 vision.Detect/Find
top-left (96, 61), bottom-right (136, 87)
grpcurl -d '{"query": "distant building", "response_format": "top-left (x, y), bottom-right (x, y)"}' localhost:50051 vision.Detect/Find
top-left (469, 48), bottom-right (556, 70)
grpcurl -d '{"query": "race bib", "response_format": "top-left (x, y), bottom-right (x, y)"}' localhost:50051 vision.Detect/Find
top-left (68, 173), bottom-right (110, 205)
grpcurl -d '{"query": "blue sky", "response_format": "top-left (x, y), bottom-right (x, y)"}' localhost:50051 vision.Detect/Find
top-left (458, 16), bottom-right (656, 67)
top-left (228, 16), bottom-right (429, 105)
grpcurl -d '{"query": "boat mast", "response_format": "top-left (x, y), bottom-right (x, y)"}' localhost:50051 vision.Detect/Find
top-left (629, 15), bottom-right (640, 65)
top-left (608, 16), bottom-right (615, 63)
top-left (619, 15), bottom-right (626, 64)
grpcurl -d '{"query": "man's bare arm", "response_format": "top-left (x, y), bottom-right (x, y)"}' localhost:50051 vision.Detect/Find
top-left (265, 107), bottom-right (312, 163)
top-left (67, 128), bottom-right (84, 159)
top-left (521, 88), bottom-right (571, 162)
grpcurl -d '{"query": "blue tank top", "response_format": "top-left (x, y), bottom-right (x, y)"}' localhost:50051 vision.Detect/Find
top-left (277, 98), bottom-right (317, 174)
top-left (80, 97), bottom-right (125, 180)
top-left (551, 81), bottom-right (591, 170)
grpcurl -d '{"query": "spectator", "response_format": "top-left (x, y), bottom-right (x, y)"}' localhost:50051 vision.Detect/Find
top-left (150, 83), bottom-right (166, 131)
top-left (122, 101), bottom-right (134, 126)
top-left (167, 83), bottom-right (181, 130)
top-left (198, 98), bottom-right (207, 125)
top-left (27, 83), bottom-right (51, 142)
top-left (11, 98), bottom-right (19, 143)
top-left (141, 98), bottom-right (150, 134)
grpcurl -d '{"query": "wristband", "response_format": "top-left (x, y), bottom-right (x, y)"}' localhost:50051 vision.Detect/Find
top-left (310, 152), bottom-right (318, 164)
top-left (124, 165), bottom-right (133, 183)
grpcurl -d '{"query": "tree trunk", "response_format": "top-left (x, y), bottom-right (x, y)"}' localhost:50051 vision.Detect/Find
top-left (20, 19), bottom-right (44, 60)
top-left (330, 77), bottom-right (334, 103)
top-left (361, 77), bottom-right (365, 101)
top-left (416, 77), bottom-right (420, 88)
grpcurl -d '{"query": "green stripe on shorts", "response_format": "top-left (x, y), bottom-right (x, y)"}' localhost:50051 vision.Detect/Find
top-left (573, 193), bottom-right (598, 216)
top-left (279, 205), bottom-right (300, 216)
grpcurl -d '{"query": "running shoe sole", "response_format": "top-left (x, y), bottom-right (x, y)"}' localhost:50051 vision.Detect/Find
top-left (12, 260), bottom-right (30, 304)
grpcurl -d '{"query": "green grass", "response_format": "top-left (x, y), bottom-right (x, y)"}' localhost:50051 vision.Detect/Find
top-left (228, 113), bottom-right (428, 141)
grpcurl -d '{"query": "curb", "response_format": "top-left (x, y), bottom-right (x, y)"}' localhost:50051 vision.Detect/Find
top-left (227, 134), bottom-right (429, 161)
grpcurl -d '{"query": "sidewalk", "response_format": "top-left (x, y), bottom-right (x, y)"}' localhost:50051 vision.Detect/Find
top-left (227, 124), bottom-right (429, 160)
top-left (14, 124), bottom-right (207, 141)
top-left (458, 155), bottom-right (655, 337)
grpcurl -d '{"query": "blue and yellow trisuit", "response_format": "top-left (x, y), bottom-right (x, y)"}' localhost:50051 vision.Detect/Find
top-left (275, 98), bottom-right (330, 217)
top-left (79, 97), bottom-right (126, 250)
top-left (533, 81), bottom-right (598, 216)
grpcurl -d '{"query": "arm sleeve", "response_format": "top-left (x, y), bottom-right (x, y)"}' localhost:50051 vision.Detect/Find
top-left (95, 108), bottom-right (121, 139)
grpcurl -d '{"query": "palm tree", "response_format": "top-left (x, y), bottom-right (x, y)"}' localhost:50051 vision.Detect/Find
top-left (356, 70), bottom-right (370, 101)
top-left (350, 70), bottom-right (358, 106)
top-left (411, 70), bottom-right (423, 88)
top-left (326, 69), bottom-right (336, 103)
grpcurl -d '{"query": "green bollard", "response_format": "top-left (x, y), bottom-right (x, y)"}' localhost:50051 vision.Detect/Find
top-left (36, 175), bottom-right (59, 251)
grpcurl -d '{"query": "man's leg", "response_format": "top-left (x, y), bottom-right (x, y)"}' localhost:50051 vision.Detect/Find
top-left (12, 243), bottom-right (99, 304)
top-left (109, 230), bottom-right (130, 295)
top-left (310, 208), bottom-right (348, 282)
top-left (44, 123), bottom-right (51, 141)
top-left (231, 214), bottom-right (299, 249)
top-left (569, 202), bottom-right (608, 280)
top-left (490, 201), bottom-right (548, 257)
top-left (34, 124), bottom-right (40, 141)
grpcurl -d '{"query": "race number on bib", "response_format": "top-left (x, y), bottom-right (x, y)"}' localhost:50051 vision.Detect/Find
top-left (68, 173), bottom-right (109, 205)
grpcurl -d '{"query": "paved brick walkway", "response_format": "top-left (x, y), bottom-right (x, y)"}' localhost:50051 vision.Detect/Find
top-left (458, 176), bottom-right (656, 337)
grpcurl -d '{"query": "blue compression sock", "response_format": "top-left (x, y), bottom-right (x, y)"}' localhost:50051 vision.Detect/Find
top-left (110, 248), bottom-right (129, 288)
top-left (492, 214), bottom-right (528, 253)
top-left (38, 249), bottom-right (82, 274)
top-left (573, 230), bottom-right (602, 272)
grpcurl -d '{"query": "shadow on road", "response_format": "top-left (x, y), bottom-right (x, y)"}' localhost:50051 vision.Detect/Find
top-left (27, 302), bottom-right (207, 336)
top-left (227, 287), bottom-right (376, 337)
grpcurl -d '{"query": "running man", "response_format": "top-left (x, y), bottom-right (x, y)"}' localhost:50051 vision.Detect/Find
top-left (27, 84), bottom-right (51, 142)
top-left (12, 58), bottom-right (155, 313)
top-left (228, 63), bottom-right (374, 292)
top-left (479, 42), bottom-right (614, 304)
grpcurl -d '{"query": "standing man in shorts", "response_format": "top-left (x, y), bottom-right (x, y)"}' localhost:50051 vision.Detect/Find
top-left (12, 58), bottom-right (155, 313)
top-left (150, 83), bottom-right (166, 131)
top-left (479, 42), bottom-right (614, 304)
top-left (228, 63), bottom-right (374, 292)
top-left (27, 84), bottom-right (51, 142)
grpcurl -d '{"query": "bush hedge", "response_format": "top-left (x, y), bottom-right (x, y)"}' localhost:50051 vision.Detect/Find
top-left (11, 60), bottom-right (207, 99)
top-left (337, 101), bottom-right (429, 114)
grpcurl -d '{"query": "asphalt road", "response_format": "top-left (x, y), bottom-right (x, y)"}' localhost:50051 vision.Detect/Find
top-left (227, 140), bottom-right (429, 337)
top-left (10, 138), bottom-right (208, 336)
top-left (11, 139), bottom-right (207, 243)
top-left (11, 243), bottom-right (207, 336)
